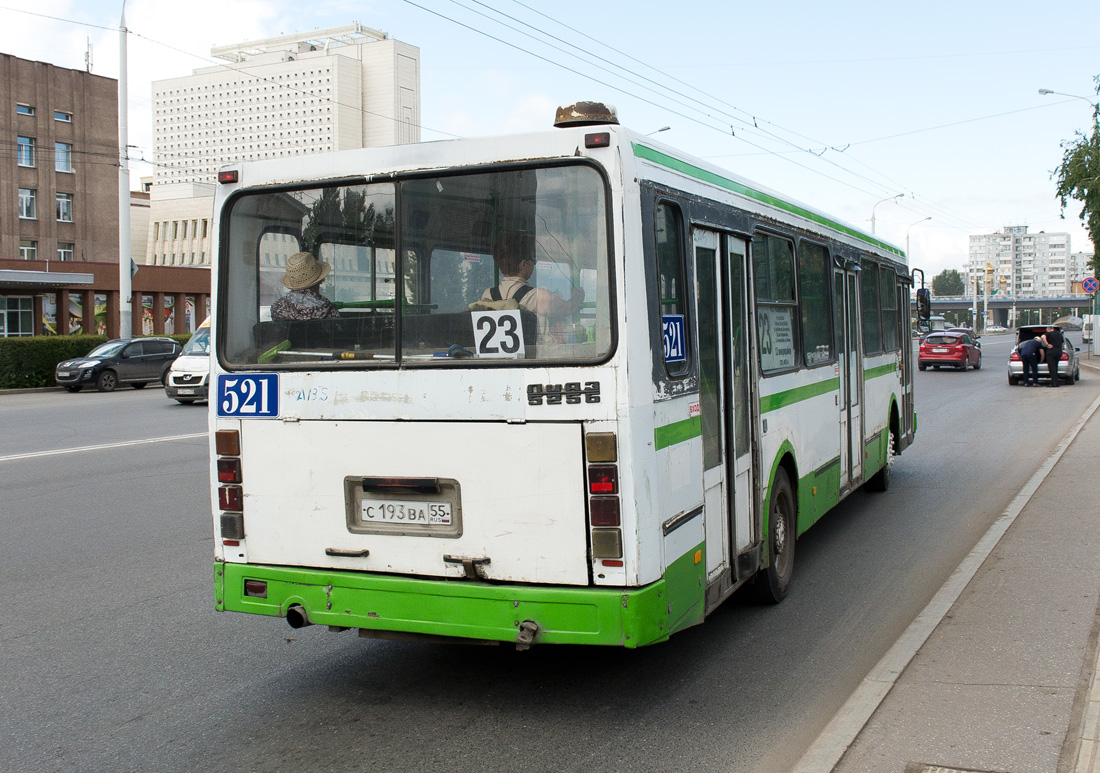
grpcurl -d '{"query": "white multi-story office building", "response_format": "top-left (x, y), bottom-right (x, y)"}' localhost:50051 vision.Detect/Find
top-left (146, 23), bottom-right (420, 267)
top-left (966, 226), bottom-right (1072, 298)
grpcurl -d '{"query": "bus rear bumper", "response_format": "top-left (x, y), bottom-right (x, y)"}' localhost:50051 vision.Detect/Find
top-left (215, 560), bottom-right (674, 648)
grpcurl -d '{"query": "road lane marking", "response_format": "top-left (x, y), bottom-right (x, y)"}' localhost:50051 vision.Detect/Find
top-left (794, 390), bottom-right (1100, 773)
top-left (0, 432), bottom-right (206, 463)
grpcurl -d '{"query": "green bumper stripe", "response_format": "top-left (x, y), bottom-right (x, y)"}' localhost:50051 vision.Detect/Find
top-left (759, 377), bottom-right (839, 414)
top-left (216, 561), bottom-right (671, 648)
top-left (632, 143), bottom-right (904, 258)
top-left (654, 416), bottom-right (701, 450)
top-left (664, 541), bottom-right (706, 634)
top-left (864, 362), bottom-right (899, 380)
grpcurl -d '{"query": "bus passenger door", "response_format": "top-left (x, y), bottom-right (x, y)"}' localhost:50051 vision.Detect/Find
top-left (834, 268), bottom-right (864, 490)
top-left (725, 237), bottom-right (754, 555)
top-left (695, 230), bottom-right (754, 581)
top-left (898, 283), bottom-right (915, 441)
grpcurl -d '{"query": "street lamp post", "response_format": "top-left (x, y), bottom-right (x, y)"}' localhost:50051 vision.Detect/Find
top-left (1040, 87), bottom-right (1099, 332)
top-left (1038, 88), bottom-right (1099, 107)
top-left (871, 193), bottom-right (904, 235)
top-left (1038, 88), bottom-right (1100, 123)
top-left (906, 216), bottom-right (932, 259)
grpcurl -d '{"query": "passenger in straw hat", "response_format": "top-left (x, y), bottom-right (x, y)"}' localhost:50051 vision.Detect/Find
top-left (271, 251), bottom-right (340, 321)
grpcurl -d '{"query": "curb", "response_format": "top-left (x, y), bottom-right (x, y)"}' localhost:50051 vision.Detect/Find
top-left (0, 386), bottom-right (63, 395)
top-left (795, 392), bottom-right (1100, 773)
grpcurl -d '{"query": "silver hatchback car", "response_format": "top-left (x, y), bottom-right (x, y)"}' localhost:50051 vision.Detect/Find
top-left (1007, 325), bottom-right (1080, 386)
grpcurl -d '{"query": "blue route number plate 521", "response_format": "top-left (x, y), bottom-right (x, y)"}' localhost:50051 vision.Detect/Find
top-left (662, 314), bottom-right (687, 363)
top-left (217, 374), bottom-right (279, 417)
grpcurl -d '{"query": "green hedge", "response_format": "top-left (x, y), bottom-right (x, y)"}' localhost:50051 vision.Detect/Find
top-left (0, 333), bottom-right (192, 390)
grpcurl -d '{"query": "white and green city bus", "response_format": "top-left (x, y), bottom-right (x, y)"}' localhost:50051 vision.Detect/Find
top-left (210, 102), bottom-right (916, 648)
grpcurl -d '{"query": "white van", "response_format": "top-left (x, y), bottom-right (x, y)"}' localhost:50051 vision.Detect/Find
top-left (165, 318), bottom-right (210, 404)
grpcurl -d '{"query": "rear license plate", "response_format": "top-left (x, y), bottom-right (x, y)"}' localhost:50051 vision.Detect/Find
top-left (345, 476), bottom-right (463, 538)
top-left (932, 348), bottom-right (948, 353)
top-left (362, 500), bottom-right (452, 526)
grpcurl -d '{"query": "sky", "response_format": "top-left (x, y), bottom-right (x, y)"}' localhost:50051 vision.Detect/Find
top-left (2, 0), bottom-right (1098, 278)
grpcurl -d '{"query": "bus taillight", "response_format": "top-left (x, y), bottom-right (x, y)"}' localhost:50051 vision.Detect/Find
top-left (585, 433), bottom-right (616, 463)
top-left (589, 497), bottom-right (620, 526)
top-left (215, 429), bottom-right (240, 455)
top-left (588, 465), bottom-right (618, 495)
top-left (585, 433), bottom-right (622, 562)
top-left (217, 429), bottom-right (244, 543)
top-left (591, 529), bottom-right (623, 560)
top-left (217, 458), bottom-right (241, 483)
top-left (219, 485), bottom-right (243, 512)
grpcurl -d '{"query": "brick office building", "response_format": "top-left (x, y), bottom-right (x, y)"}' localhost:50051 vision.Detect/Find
top-left (1, 52), bottom-right (209, 337)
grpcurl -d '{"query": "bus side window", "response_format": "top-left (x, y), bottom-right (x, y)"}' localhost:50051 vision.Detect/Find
top-left (861, 260), bottom-right (883, 354)
top-left (880, 266), bottom-right (899, 351)
top-left (798, 241), bottom-right (833, 366)
top-left (754, 232), bottom-right (798, 373)
top-left (655, 202), bottom-right (689, 376)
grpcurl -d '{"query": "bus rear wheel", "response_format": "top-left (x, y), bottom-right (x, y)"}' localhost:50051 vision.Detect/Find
top-left (756, 467), bottom-right (796, 603)
top-left (867, 428), bottom-right (896, 493)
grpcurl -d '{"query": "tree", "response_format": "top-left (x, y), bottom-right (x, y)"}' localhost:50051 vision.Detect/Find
top-left (932, 268), bottom-right (965, 296)
top-left (1053, 75), bottom-right (1100, 275)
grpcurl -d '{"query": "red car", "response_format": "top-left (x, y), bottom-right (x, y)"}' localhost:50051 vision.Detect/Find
top-left (918, 331), bottom-right (982, 371)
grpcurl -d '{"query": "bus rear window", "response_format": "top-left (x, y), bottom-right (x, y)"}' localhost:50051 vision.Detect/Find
top-left (220, 164), bottom-right (612, 368)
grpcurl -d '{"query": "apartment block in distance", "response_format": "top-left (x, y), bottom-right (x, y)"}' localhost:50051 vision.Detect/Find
top-left (147, 23), bottom-right (420, 268)
top-left (967, 225), bottom-right (1073, 299)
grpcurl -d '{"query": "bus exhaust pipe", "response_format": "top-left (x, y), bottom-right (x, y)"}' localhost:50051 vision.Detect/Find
top-left (286, 605), bottom-right (311, 629)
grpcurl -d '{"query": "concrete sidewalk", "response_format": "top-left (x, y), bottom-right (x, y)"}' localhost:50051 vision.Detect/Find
top-left (798, 357), bottom-right (1100, 773)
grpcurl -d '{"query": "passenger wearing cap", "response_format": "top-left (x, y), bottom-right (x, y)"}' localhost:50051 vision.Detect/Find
top-left (271, 251), bottom-right (340, 321)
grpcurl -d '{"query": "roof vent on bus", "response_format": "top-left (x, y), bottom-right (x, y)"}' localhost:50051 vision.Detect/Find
top-left (553, 101), bottom-right (619, 128)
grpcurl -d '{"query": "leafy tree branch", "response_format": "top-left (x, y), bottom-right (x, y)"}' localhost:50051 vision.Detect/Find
top-left (1054, 75), bottom-right (1100, 274)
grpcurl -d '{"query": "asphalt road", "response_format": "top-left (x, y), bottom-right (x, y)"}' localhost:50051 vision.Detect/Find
top-left (2, 334), bottom-right (1097, 773)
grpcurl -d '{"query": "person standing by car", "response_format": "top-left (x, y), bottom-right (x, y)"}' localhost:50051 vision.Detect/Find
top-left (1041, 325), bottom-right (1065, 387)
top-left (1018, 336), bottom-right (1044, 387)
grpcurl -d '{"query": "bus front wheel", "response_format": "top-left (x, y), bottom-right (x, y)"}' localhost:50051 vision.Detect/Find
top-left (757, 467), bottom-right (796, 603)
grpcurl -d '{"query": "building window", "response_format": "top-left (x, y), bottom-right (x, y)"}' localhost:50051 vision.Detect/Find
top-left (16, 104), bottom-right (34, 116)
top-left (17, 136), bottom-right (35, 167)
top-left (19, 240), bottom-right (37, 260)
top-left (56, 193), bottom-right (73, 222)
top-left (54, 111), bottom-right (72, 123)
top-left (57, 242), bottom-right (74, 261)
top-left (1, 296), bottom-right (35, 337)
top-left (55, 142), bottom-right (73, 173)
top-left (19, 188), bottom-right (37, 219)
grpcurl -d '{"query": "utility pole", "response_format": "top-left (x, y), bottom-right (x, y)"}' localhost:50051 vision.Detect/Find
top-left (117, 3), bottom-right (132, 339)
